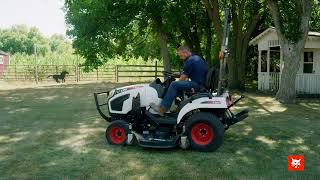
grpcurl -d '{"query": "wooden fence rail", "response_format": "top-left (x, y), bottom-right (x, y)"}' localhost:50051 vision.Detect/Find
top-left (0, 62), bottom-right (180, 83)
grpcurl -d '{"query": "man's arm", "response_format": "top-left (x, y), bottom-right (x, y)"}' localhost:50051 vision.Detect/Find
top-left (181, 58), bottom-right (192, 81)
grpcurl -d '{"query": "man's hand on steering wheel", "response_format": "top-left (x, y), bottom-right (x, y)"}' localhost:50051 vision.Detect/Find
top-left (172, 72), bottom-right (181, 78)
top-left (163, 71), bottom-right (180, 78)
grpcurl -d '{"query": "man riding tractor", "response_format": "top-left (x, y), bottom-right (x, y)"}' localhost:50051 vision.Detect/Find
top-left (151, 45), bottom-right (208, 116)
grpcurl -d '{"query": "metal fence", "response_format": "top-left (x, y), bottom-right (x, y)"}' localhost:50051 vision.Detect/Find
top-left (0, 62), bottom-right (180, 83)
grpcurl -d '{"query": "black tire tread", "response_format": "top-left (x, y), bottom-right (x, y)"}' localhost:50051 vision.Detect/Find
top-left (185, 112), bottom-right (224, 152)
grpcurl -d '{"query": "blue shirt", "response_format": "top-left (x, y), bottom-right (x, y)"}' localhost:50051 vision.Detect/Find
top-left (183, 54), bottom-right (208, 85)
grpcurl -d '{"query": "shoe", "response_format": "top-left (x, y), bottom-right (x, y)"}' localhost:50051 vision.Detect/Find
top-left (150, 103), bottom-right (167, 116)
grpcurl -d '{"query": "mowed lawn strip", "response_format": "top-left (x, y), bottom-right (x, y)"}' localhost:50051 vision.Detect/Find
top-left (0, 82), bottom-right (319, 179)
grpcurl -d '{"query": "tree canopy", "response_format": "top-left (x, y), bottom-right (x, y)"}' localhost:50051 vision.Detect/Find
top-left (64, 0), bottom-right (220, 69)
top-left (0, 25), bottom-right (72, 56)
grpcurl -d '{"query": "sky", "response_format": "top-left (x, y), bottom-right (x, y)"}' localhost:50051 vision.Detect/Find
top-left (0, 0), bottom-right (67, 37)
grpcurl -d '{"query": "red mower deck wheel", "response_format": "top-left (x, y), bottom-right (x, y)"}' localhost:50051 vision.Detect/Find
top-left (191, 123), bottom-right (214, 145)
top-left (106, 120), bottom-right (129, 145)
top-left (109, 126), bottom-right (126, 144)
top-left (186, 112), bottom-right (224, 151)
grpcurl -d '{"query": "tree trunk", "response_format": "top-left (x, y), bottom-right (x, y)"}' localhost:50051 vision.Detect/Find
top-left (190, 11), bottom-right (202, 55)
top-left (267, 0), bottom-right (312, 103)
top-left (238, 39), bottom-right (250, 90)
top-left (227, 56), bottom-right (239, 89)
top-left (157, 31), bottom-right (171, 73)
top-left (228, 40), bottom-right (248, 90)
top-left (275, 42), bottom-right (304, 103)
top-left (228, 34), bottom-right (256, 90)
top-left (202, 0), bottom-right (223, 43)
top-left (228, 32), bottom-right (240, 89)
top-left (205, 14), bottom-right (213, 66)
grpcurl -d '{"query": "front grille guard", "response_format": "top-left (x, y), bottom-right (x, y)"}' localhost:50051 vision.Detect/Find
top-left (94, 91), bottom-right (111, 121)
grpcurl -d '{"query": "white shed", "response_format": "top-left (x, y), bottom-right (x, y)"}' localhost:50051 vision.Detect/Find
top-left (249, 27), bottom-right (320, 94)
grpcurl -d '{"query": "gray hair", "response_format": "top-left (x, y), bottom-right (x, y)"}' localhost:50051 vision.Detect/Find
top-left (177, 45), bottom-right (191, 52)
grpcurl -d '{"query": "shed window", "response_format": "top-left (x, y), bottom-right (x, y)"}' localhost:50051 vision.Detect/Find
top-left (0, 55), bottom-right (3, 64)
top-left (303, 52), bottom-right (313, 73)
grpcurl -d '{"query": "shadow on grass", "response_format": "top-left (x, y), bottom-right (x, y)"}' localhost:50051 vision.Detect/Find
top-left (0, 82), bottom-right (319, 179)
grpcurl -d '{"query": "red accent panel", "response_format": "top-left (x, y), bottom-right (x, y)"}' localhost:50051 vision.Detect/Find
top-left (127, 85), bottom-right (144, 90)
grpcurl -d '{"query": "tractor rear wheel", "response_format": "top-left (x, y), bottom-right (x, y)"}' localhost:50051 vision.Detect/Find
top-left (185, 112), bottom-right (224, 151)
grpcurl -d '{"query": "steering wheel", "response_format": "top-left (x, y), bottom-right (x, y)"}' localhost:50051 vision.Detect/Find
top-left (162, 71), bottom-right (180, 78)
top-left (162, 71), bottom-right (173, 77)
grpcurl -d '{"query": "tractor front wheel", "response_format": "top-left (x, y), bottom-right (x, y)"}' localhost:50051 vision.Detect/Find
top-left (186, 112), bottom-right (224, 151)
top-left (106, 120), bottom-right (129, 145)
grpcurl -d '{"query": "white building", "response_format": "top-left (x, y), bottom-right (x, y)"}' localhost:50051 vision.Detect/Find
top-left (249, 27), bottom-right (320, 94)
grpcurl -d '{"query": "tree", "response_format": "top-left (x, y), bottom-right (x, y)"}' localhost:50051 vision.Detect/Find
top-left (310, 0), bottom-right (320, 31)
top-left (0, 25), bottom-right (51, 56)
top-left (143, 0), bottom-right (172, 72)
top-left (64, 0), bottom-right (173, 71)
top-left (267, 0), bottom-right (312, 103)
top-left (202, 0), bottom-right (266, 90)
top-left (228, 0), bottom-right (266, 90)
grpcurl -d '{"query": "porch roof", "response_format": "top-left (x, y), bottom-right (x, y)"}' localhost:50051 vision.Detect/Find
top-left (249, 27), bottom-right (320, 46)
top-left (0, 50), bottom-right (9, 56)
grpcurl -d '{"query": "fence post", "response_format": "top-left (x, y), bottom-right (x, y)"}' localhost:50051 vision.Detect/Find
top-left (155, 61), bottom-right (158, 79)
top-left (77, 65), bottom-right (80, 82)
top-left (15, 65), bottom-right (17, 80)
top-left (35, 65), bottom-right (39, 84)
top-left (26, 65), bottom-right (29, 80)
top-left (116, 65), bottom-right (119, 82)
top-left (56, 66), bottom-right (58, 74)
top-left (74, 65), bottom-right (77, 82)
top-left (97, 67), bottom-right (99, 80)
top-left (114, 65), bottom-right (116, 81)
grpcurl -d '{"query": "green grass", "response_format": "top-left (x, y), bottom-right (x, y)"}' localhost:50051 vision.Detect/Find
top-left (0, 82), bottom-right (319, 179)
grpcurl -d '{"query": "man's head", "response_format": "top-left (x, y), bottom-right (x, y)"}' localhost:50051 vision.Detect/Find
top-left (177, 45), bottom-right (192, 60)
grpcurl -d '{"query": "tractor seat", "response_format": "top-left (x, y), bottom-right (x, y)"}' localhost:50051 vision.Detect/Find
top-left (184, 67), bottom-right (219, 97)
top-left (184, 86), bottom-right (208, 97)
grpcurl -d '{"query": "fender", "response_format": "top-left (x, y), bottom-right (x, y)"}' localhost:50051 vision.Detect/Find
top-left (177, 97), bottom-right (228, 124)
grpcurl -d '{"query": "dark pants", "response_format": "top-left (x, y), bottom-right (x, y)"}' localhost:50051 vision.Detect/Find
top-left (160, 81), bottom-right (198, 109)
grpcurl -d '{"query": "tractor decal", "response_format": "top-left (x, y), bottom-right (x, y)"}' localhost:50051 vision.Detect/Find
top-left (115, 86), bottom-right (144, 95)
top-left (201, 101), bottom-right (221, 104)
